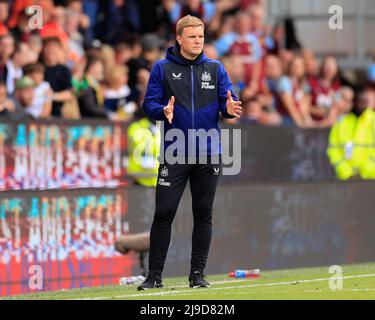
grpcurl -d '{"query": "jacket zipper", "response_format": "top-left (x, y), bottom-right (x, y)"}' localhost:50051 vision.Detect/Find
top-left (190, 65), bottom-right (195, 157)
top-left (190, 65), bottom-right (195, 129)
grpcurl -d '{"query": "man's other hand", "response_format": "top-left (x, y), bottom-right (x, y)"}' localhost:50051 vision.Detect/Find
top-left (226, 90), bottom-right (242, 118)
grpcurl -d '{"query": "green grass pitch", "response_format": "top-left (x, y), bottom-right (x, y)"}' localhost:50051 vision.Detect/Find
top-left (3, 262), bottom-right (375, 300)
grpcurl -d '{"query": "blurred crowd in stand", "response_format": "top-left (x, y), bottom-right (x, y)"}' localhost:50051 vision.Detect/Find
top-left (0, 0), bottom-right (373, 128)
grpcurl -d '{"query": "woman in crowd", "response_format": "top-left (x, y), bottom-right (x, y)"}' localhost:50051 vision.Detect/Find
top-left (76, 56), bottom-right (115, 119)
top-left (286, 55), bottom-right (315, 127)
top-left (104, 64), bottom-right (137, 122)
top-left (309, 56), bottom-right (341, 126)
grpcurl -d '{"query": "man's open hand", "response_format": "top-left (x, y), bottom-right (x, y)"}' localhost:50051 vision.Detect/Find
top-left (164, 96), bottom-right (175, 124)
top-left (226, 90), bottom-right (242, 119)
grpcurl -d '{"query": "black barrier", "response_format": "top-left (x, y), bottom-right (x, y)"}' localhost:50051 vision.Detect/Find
top-left (127, 180), bottom-right (375, 277)
top-left (0, 187), bottom-right (137, 296)
top-left (1, 180), bottom-right (374, 296)
top-left (221, 124), bottom-right (334, 183)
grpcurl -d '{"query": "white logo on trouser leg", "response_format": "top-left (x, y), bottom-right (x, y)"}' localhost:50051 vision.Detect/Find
top-left (158, 178), bottom-right (171, 186)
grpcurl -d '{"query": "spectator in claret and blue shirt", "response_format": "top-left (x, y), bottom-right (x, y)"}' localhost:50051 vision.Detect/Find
top-left (214, 11), bottom-right (262, 97)
top-left (260, 54), bottom-right (306, 127)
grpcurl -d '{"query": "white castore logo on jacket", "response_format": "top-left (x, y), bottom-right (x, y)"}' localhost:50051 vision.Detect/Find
top-left (172, 72), bottom-right (182, 80)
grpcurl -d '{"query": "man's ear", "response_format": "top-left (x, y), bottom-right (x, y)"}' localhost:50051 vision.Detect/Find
top-left (176, 35), bottom-right (182, 46)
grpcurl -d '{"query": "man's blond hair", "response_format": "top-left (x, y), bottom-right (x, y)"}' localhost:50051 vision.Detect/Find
top-left (176, 15), bottom-right (204, 36)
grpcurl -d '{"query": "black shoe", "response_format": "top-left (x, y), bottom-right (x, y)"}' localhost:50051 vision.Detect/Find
top-left (189, 271), bottom-right (210, 288)
top-left (137, 274), bottom-right (163, 291)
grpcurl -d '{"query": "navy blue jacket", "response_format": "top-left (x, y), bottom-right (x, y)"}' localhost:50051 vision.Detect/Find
top-left (143, 46), bottom-right (237, 158)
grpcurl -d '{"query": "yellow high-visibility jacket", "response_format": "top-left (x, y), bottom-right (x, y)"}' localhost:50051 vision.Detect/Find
top-left (352, 108), bottom-right (375, 179)
top-left (327, 113), bottom-right (358, 180)
top-left (127, 118), bottom-right (160, 187)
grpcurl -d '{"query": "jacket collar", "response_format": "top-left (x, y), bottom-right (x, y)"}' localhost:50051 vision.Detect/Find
top-left (165, 44), bottom-right (207, 66)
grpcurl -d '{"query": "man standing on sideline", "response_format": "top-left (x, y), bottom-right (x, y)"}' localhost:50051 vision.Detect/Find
top-left (138, 15), bottom-right (242, 290)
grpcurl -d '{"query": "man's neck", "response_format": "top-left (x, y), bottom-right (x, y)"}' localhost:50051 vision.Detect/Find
top-left (180, 48), bottom-right (199, 61)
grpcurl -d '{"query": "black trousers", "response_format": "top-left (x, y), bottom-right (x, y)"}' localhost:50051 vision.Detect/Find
top-left (148, 159), bottom-right (221, 277)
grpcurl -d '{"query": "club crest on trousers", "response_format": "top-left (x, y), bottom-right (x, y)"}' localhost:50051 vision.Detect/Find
top-left (160, 166), bottom-right (169, 177)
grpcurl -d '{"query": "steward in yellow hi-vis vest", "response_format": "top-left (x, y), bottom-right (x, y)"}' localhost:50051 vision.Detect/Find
top-left (327, 87), bottom-right (358, 180)
top-left (127, 116), bottom-right (160, 187)
top-left (352, 107), bottom-right (375, 179)
top-left (327, 113), bottom-right (358, 180)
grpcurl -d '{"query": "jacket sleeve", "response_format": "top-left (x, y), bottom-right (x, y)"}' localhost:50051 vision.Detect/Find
top-left (142, 62), bottom-right (166, 121)
top-left (217, 62), bottom-right (237, 119)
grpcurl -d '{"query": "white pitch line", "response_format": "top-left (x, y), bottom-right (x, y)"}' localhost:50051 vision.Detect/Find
top-left (116, 288), bottom-right (375, 298)
top-left (123, 288), bottom-right (375, 297)
top-left (216, 288), bottom-right (375, 295)
top-left (74, 273), bottom-right (375, 300)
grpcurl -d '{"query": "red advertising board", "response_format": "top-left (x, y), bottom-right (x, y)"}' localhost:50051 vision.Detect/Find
top-left (0, 119), bottom-right (128, 191)
top-left (0, 188), bottom-right (137, 297)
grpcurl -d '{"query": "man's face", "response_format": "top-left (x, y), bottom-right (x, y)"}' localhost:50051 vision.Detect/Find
top-left (245, 100), bottom-right (261, 119)
top-left (322, 57), bottom-right (338, 80)
top-left (14, 43), bottom-right (32, 67)
top-left (65, 11), bottom-right (80, 33)
top-left (16, 87), bottom-right (35, 107)
top-left (0, 36), bottom-right (15, 62)
top-left (53, 6), bottom-right (66, 27)
top-left (250, 7), bottom-right (264, 30)
top-left (116, 46), bottom-right (132, 64)
top-left (89, 61), bottom-right (104, 82)
top-left (338, 90), bottom-right (354, 114)
top-left (43, 42), bottom-right (61, 66)
top-left (226, 55), bottom-right (244, 81)
top-left (290, 57), bottom-right (305, 79)
top-left (144, 48), bottom-right (160, 64)
top-left (204, 44), bottom-right (218, 60)
top-left (30, 71), bottom-right (44, 85)
top-left (358, 90), bottom-right (375, 112)
top-left (265, 56), bottom-right (282, 79)
top-left (186, 0), bottom-right (200, 11)
top-left (0, 3), bottom-right (9, 23)
top-left (67, 0), bottom-right (82, 12)
top-left (177, 25), bottom-right (204, 59)
top-left (236, 15), bottom-right (251, 35)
